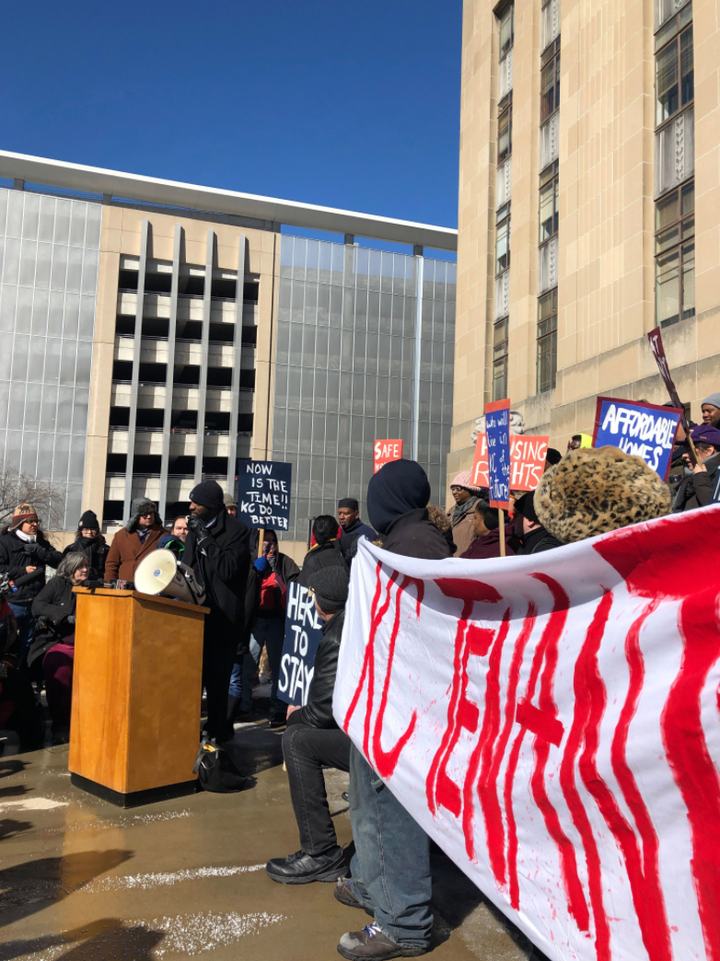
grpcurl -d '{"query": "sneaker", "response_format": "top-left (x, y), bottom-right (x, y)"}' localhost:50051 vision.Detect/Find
top-left (334, 877), bottom-right (368, 910)
top-left (265, 846), bottom-right (347, 884)
top-left (337, 924), bottom-right (428, 960)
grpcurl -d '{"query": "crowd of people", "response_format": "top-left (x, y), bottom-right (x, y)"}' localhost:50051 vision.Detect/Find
top-left (0, 393), bottom-right (718, 958)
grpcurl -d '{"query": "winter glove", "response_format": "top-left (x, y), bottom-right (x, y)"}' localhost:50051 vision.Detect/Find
top-left (67, 616), bottom-right (76, 626)
top-left (253, 555), bottom-right (270, 573)
top-left (187, 514), bottom-right (210, 545)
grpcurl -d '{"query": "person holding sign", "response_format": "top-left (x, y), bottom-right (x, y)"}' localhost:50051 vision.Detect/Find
top-left (701, 393), bottom-right (720, 428)
top-left (446, 471), bottom-right (486, 555)
top-left (265, 566), bottom-right (351, 886)
top-left (184, 480), bottom-right (252, 744)
top-left (672, 425), bottom-right (720, 512)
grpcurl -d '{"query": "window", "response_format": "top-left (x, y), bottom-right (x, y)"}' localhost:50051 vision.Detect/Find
top-left (656, 24), bottom-right (693, 125)
top-left (655, 0), bottom-right (691, 38)
top-left (539, 162), bottom-right (559, 243)
top-left (493, 317), bottom-right (508, 401)
top-left (655, 181), bottom-right (695, 327)
top-left (537, 288), bottom-right (558, 393)
top-left (499, 5), bottom-right (514, 58)
top-left (541, 41), bottom-right (561, 121)
top-left (498, 103), bottom-right (513, 164)
top-left (541, 0), bottom-right (560, 51)
top-left (496, 210), bottom-right (511, 274)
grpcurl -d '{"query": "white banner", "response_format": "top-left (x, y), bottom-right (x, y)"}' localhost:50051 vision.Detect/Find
top-left (334, 506), bottom-right (720, 961)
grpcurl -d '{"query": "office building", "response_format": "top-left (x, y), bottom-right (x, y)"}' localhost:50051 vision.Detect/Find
top-left (450, 0), bottom-right (718, 475)
top-left (0, 152), bottom-right (456, 556)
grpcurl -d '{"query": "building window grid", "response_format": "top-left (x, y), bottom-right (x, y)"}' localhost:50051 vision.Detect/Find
top-left (493, 4), bottom-right (514, 401)
top-left (537, 33), bottom-right (560, 392)
top-left (654, 2), bottom-right (694, 327)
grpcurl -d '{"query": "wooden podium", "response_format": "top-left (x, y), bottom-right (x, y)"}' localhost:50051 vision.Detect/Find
top-left (68, 587), bottom-right (208, 806)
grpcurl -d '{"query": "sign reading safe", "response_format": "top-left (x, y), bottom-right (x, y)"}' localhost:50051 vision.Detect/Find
top-left (236, 459), bottom-right (292, 531)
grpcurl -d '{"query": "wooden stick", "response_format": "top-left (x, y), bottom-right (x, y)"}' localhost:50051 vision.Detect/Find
top-left (498, 508), bottom-right (506, 557)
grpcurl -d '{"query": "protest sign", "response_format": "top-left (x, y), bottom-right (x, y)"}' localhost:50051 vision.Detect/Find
top-left (592, 397), bottom-right (683, 481)
top-left (236, 459), bottom-right (292, 532)
top-left (485, 399), bottom-right (511, 509)
top-left (472, 434), bottom-right (549, 491)
top-left (647, 326), bottom-right (684, 411)
top-left (373, 439), bottom-right (403, 473)
top-left (277, 580), bottom-right (323, 706)
top-left (335, 509), bottom-right (720, 961)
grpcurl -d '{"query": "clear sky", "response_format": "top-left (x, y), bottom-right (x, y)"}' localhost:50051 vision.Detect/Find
top-left (2, 1), bottom-right (462, 229)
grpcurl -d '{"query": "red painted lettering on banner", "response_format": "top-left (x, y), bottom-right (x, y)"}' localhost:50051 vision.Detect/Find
top-left (372, 576), bottom-right (424, 778)
top-left (515, 699), bottom-right (564, 746)
top-left (559, 590), bottom-right (613, 961)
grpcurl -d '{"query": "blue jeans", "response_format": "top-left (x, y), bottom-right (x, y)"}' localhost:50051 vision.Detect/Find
top-left (9, 603), bottom-right (36, 670)
top-left (348, 745), bottom-right (433, 948)
top-left (230, 615), bottom-right (286, 714)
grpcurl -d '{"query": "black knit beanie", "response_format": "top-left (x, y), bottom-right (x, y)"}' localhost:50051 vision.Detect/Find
top-left (514, 490), bottom-right (540, 525)
top-left (78, 510), bottom-right (100, 531)
top-left (189, 480), bottom-right (225, 511)
top-left (308, 566), bottom-right (350, 614)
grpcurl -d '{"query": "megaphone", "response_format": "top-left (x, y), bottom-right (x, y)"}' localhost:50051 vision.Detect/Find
top-left (134, 549), bottom-right (206, 606)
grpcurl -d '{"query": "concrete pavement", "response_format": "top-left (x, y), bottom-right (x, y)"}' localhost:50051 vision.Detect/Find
top-left (0, 721), bottom-right (546, 961)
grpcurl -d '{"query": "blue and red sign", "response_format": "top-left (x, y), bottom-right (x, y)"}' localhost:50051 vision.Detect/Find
top-left (592, 397), bottom-right (683, 481)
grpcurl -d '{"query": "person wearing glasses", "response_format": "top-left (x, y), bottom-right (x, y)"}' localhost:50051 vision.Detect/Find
top-left (61, 510), bottom-right (109, 581)
top-left (0, 503), bottom-right (63, 668)
top-left (104, 498), bottom-right (164, 585)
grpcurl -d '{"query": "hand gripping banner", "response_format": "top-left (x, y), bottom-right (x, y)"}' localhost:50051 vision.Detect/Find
top-left (333, 507), bottom-right (720, 961)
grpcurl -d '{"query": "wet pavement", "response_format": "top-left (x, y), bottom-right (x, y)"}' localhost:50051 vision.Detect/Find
top-left (0, 719), bottom-right (545, 961)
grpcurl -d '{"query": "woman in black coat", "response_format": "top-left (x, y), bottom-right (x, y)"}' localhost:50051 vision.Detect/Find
top-left (29, 552), bottom-right (89, 743)
top-left (0, 503), bottom-right (63, 669)
top-left (61, 510), bottom-right (108, 582)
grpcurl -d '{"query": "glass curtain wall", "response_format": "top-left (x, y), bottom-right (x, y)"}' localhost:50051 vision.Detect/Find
top-left (0, 188), bottom-right (100, 527)
top-left (272, 236), bottom-right (456, 540)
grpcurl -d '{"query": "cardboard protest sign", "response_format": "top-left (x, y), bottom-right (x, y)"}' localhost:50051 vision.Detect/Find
top-left (277, 580), bottom-right (323, 706)
top-left (236, 459), bottom-right (292, 532)
top-left (335, 509), bottom-right (720, 961)
top-left (592, 397), bottom-right (683, 481)
top-left (472, 435), bottom-right (549, 491)
top-left (373, 439), bottom-right (403, 473)
top-left (485, 399), bottom-right (511, 509)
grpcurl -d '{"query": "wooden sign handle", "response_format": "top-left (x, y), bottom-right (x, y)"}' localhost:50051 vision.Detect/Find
top-left (498, 509), bottom-right (506, 558)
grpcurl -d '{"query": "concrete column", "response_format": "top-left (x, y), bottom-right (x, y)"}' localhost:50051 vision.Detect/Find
top-left (123, 218), bottom-right (150, 517)
top-left (159, 224), bottom-right (183, 518)
top-left (194, 229), bottom-right (215, 483)
top-left (411, 249), bottom-right (425, 461)
top-left (227, 234), bottom-right (247, 495)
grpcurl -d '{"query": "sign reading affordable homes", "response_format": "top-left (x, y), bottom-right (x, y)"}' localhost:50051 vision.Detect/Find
top-left (334, 511), bottom-right (720, 961)
top-left (472, 435), bottom-right (549, 491)
top-left (277, 580), bottom-right (323, 707)
top-left (236, 459), bottom-right (292, 531)
top-left (592, 397), bottom-right (683, 481)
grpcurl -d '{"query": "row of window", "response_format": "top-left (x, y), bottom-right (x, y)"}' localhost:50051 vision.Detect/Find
top-left (655, 3), bottom-right (694, 328)
top-left (494, 0), bottom-right (696, 403)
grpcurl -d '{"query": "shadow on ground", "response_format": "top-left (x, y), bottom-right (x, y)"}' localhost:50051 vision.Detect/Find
top-left (0, 850), bottom-right (133, 929)
top-left (0, 918), bottom-right (164, 961)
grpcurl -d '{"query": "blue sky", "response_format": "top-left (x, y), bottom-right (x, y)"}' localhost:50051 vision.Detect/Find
top-left (2, 1), bottom-right (462, 229)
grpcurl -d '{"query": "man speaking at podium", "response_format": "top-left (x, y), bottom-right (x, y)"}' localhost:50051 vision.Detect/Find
top-left (184, 480), bottom-right (251, 743)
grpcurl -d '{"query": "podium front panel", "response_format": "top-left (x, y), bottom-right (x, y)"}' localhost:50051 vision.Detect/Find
top-left (69, 589), bottom-right (206, 802)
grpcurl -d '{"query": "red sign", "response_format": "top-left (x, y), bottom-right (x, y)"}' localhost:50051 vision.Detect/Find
top-left (471, 434), bottom-right (549, 492)
top-left (373, 439), bottom-right (403, 474)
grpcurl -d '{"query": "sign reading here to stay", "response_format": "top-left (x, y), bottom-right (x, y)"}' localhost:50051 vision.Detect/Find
top-left (236, 459), bottom-right (292, 531)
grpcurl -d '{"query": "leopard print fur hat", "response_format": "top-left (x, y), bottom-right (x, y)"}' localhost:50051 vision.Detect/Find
top-left (534, 446), bottom-right (671, 544)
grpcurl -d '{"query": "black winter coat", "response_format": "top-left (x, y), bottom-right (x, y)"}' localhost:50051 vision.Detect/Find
top-left (298, 542), bottom-right (346, 587)
top-left (672, 453), bottom-right (720, 512)
top-left (62, 535), bottom-right (109, 581)
top-left (183, 511), bottom-right (251, 628)
top-left (0, 531), bottom-right (63, 605)
top-left (380, 508), bottom-right (454, 561)
top-left (516, 526), bottom-right (562, 555)
top-left (28, 576), bottom-right (77, 667)
top-left (299, 610), bottom-right (345, 729)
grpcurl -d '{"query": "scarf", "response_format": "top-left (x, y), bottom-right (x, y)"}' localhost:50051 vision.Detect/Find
top-left (452, 495), bottom-right (478, 525)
